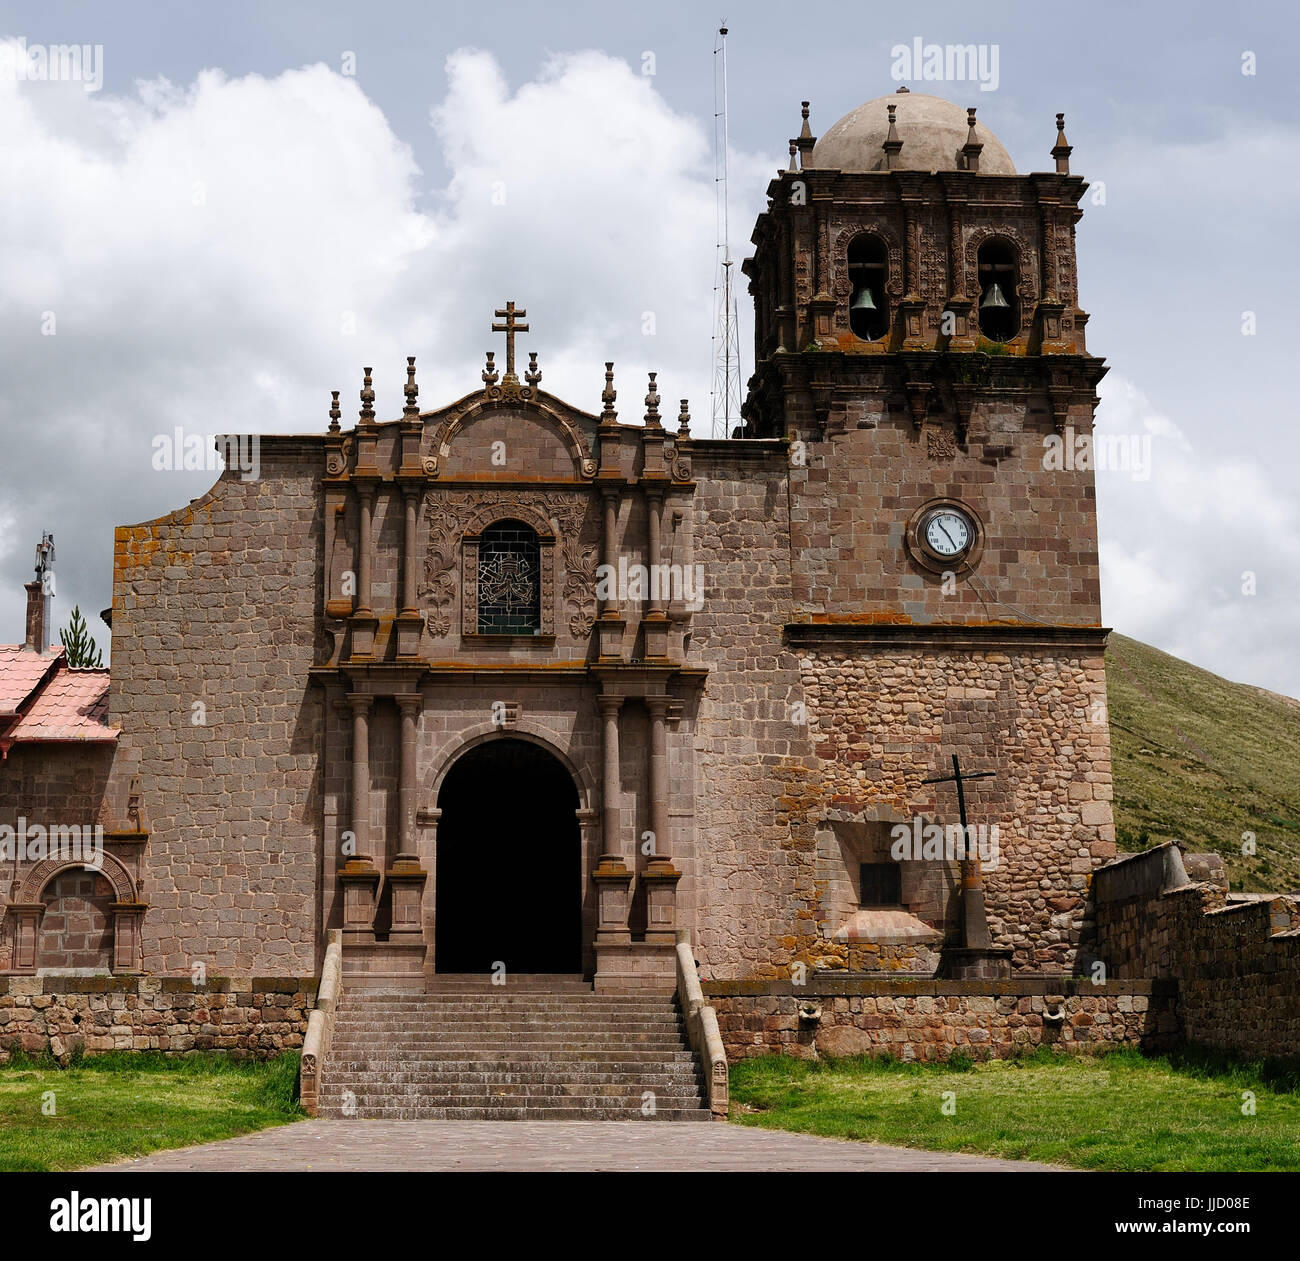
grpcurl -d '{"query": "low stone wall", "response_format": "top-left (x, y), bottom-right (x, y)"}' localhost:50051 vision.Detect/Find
top-left (703, 976), bottom-right (1176, 1062)
top-left (1093, 844), bottom-right (1300, 1060)
top-left (0, 975), bottom-right (316, 1063)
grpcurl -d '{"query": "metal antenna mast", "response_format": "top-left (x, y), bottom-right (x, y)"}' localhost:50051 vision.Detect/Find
top-left (711, 23), bottom-right (742, 439)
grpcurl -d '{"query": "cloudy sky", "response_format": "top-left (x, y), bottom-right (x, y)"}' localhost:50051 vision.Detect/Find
top-left (1, 0), bottom-right (1297, 695)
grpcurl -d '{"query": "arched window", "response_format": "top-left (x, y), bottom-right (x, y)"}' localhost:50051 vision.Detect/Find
top-left (477, 520), bottom-right (541, 634)
top-left (977, 239), bottom-right (1019, 341)
top-left (847, 235), bottom-right (890, 342)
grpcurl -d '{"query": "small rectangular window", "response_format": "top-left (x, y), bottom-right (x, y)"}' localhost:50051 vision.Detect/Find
top-left (859, 862), bottom-right (901, 908)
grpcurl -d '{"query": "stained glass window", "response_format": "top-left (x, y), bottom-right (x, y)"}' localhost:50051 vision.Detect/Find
top-left (477, 520), bottom-right (541, 634)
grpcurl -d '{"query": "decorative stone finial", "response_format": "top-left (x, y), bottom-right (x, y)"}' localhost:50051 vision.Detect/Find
top-left (403, 356), bottom-right (419, 417)
top-left (481, 351), bottom-right (498, 387)
top-left (1052, 112), bottom-right (1073, 174)
top-left (601, 362), bottom-right (617, 423)
top-left (328, 390), bottom-right (341, 433)
top-left (644, 372), bottom-right (661, 427)
top-left (677, 399), bottom-right (691, 439)
top-left (795, 101), bottom-right (817, 168)
top-left (962, 107), bottom-right (983, 173)
top-left (882, 103), bottom-right (903, 169)
top-left (359, 367), bottom-right (375, 423)
top-left (524, 351), bottom-right (541, 388)
top-left (788, 139), bottom-right (798, 173)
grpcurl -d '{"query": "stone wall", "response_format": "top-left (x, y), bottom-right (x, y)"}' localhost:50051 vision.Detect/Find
top-left (1093, 845), bottom-right (1300, 1059)
top-left (0, 975), bottom-right (315, 1062)
top-left (705, 976), bottom-right (1176, 1062)
top-left (798, 641), bottom-right (1114, 972)
top-left (109, 440), bottom-right (323, 977)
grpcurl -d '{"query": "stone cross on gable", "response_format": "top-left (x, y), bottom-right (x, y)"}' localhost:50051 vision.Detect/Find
top-left (491, 301), bottom-right (529, 379)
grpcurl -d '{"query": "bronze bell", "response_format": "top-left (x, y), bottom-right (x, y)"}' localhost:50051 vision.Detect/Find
top-left (980, 282), bottom-right (1010, 309)
top-left (851, 285), bottom-right (877, 311)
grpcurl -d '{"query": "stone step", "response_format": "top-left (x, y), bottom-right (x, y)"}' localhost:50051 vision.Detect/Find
top-left (320, 1067), bottom-right (702, 1085)
top-left (330, 1024), bottom-right (686, 1034)
top-left (337, 1002), bottom-right (681, 1014)
top-left (421, 975), bottom-right (595, 990)
top-left (328, 1043), bottom-right (691, 1056)
top-left (321, 1040), bottom-right (702, 1060)
top-left (317, 1091), bottom-right (706, 1108)
top-left (315, 1105), bottom-right (710, 1121)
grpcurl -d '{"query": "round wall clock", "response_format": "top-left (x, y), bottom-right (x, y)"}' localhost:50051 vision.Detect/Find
top-left (921, 507), bottom-right (973, 560)
top-left (904, 499), bottom-right (983, 572)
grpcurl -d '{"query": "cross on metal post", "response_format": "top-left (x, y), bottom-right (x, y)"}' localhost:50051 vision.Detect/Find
top-left (491, 301), bottom-right (529, 379)
top-left (922, 753), bottom-right (996, 951)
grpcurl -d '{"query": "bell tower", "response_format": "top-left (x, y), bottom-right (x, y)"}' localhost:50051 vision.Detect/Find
top-left (741, 88), bottom-right (1108, 630)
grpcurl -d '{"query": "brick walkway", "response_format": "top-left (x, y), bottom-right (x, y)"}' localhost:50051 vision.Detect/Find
top-left (91, 1120), bottom-right (1064, 1172)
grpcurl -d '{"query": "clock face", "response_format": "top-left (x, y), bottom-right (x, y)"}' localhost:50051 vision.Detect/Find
top-left (923, 509), bottom-right (973, 559)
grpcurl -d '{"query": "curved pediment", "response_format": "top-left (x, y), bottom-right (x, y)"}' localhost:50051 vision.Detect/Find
top-left (425, 396), bottom-right (597, 482)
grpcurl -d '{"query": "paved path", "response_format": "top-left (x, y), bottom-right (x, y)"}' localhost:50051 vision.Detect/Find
top-left (92, 1120), bottom-right (1063, 1172)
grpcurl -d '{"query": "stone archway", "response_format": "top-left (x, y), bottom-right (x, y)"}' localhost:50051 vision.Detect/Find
top-left (6, 853), bottom-right (146, 975)
top-left (433, 736), bottom-right (582, 974)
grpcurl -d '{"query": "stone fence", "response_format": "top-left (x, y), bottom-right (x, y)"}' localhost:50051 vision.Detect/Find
top-left (1092, 843), bottom-right (1300, 1059)
top-left (702, 975), bottom-right (1177, 1062)
top-left (0, 975), bottom-right (315, 1063)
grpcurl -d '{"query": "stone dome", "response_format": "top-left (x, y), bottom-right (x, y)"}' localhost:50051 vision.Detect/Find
top-left (811, 89), bottom-right (1016, 175)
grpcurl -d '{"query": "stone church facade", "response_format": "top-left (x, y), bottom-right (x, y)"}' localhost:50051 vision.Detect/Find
top-left (1, 90), bottom-right (1117, 993)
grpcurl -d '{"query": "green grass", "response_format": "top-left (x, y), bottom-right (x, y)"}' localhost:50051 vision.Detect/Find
top-left (0, 1050), bottom-right (303, 1172)
top-left (1107, 633), bottom-right (1300, 892)
top-left (729, 1046), bottom-right (1300, 1171)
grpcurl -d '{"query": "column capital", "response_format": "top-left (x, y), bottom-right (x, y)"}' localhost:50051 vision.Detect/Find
top-left (394, 692), bottom-right (423, 715)
top-left (346, 692), bottom-right (375, 715)
top-left (597, 694), bottom-right (625, 716)
top-left (646, 695), bottom-right (671, 718)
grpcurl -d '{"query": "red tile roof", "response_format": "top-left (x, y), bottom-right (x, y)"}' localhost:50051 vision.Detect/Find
top-left (0, 647), bottom-right (117, 745)
top-left (0, 645), bottom-right (62, 715)
top-left (10, 667), bottom-right (116, 741)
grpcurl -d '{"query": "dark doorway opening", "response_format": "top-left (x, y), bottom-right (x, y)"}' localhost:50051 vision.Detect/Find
top-left (434, 737), bottom-right (581, 974)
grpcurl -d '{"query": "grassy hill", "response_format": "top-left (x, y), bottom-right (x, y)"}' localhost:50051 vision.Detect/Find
top-left (1106, 633), bottom-right (1300, 893)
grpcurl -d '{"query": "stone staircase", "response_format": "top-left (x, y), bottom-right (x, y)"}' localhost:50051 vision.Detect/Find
top-left (316, 976), bottom-right (710, 1121)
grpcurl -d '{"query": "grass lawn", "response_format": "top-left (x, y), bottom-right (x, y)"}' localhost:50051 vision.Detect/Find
top-left (729, 1046), bottom-right (1300, 1171)
top-left (0, 1050), bottom-right (303, 1172)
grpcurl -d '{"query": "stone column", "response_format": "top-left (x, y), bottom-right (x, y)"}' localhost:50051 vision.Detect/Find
top-left (641, 697), bottom-right (681, 944)
top-left (594, 694), bottom-right (633, 953)
top-left (341, 694), bottom-right (379, 943)
top-left (599, 695), bottom-right (624, 861)
top-left (395, 487), bottom-right (424, 658)
top-left (347, 694), bottom-right (373, 857)
top-left (355, 486), bottom-right (374, 618)
top-left (643, 492), bottom-right (669, 659)
top-left (646, 697), bottom-right (669, 858)
top-left (601, 491), bottom-right (619, 616)
top-left (395, 692), bottom-right (422, 857)
top-left (350, 483), bottom-right (379, 659)
top-left (401, 491), bottom-right (418, 613)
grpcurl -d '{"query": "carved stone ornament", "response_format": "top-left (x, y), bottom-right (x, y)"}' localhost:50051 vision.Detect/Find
top-left (421, 489), bottom-right (599, 640)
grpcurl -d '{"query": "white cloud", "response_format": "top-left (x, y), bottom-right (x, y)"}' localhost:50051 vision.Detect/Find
top-left (1096, 373), bottom-right (1300, 697)
top-left (0, 45), bottom-right (765, 653)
